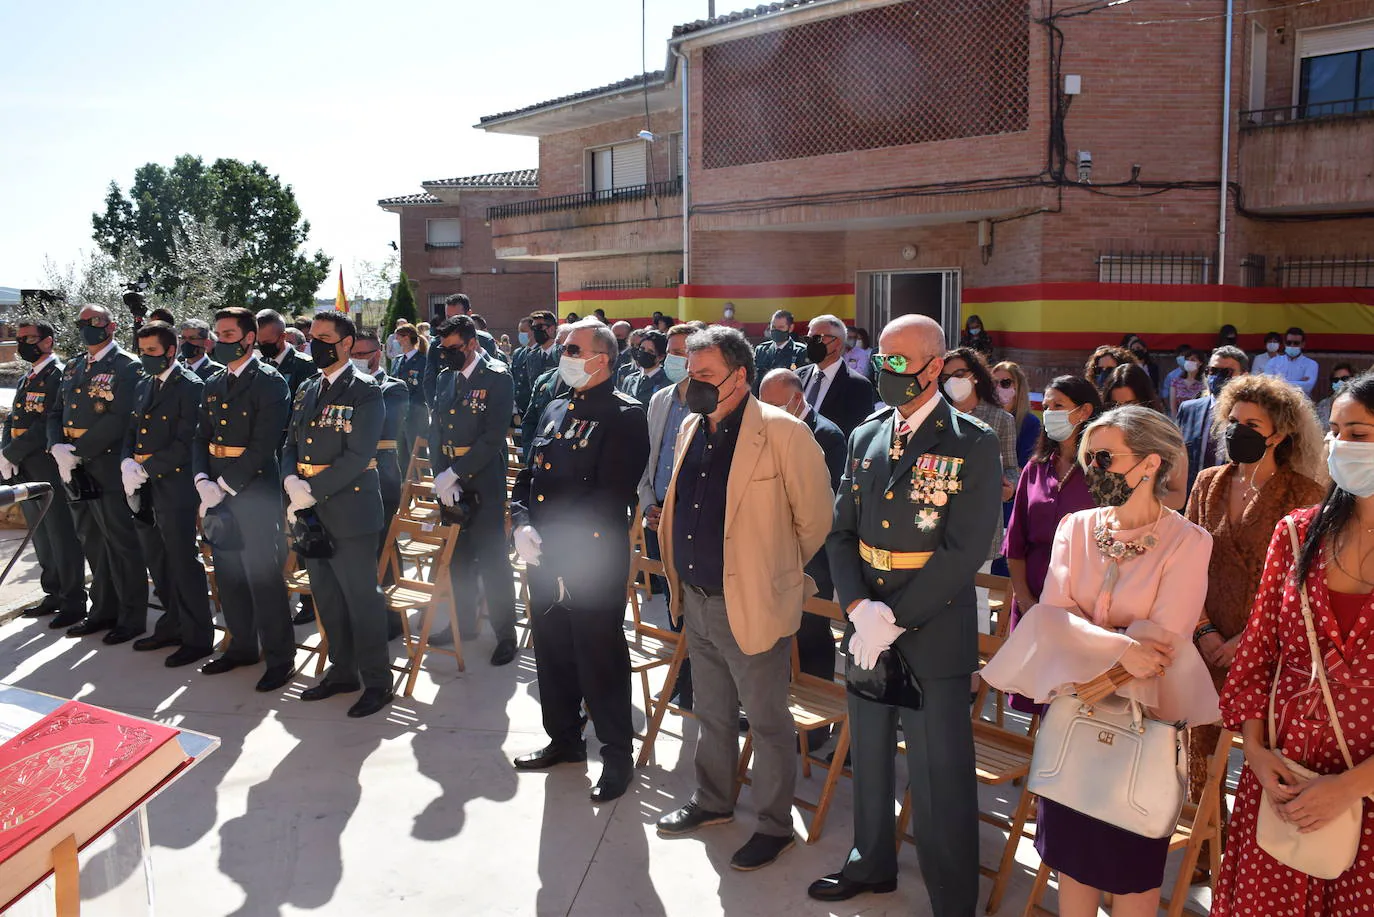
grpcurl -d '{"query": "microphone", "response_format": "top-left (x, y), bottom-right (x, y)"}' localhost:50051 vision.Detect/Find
top-left (0, 482), bottom-right (53, 508)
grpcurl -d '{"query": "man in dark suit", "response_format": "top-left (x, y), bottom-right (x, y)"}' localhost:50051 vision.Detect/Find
top-left (618, 330), bottom-right (671, 404)
top-left (1179, 345), bottom-right (1248, 496)
top-left (429, 315), bottom-right (519, 666)
top-left (178, 319), bottom-right (224, 380)
top-left (282, 312), bottom-right (393, 718)
top-left (194, 307), bottom-right (297, 692)
top-left (349, 333), bottom-right (407, 547)
top-left (808, 315), bottom-right (1001, 914)
top-left (121, 321), bottom-right (214, 667)
top-left (422, 294), bottom-right (498, 403)
top-left (255, 309), bottom-right (318, 398)
top-left (796, 314), bottom-right (877, 438)
top-left (2, 320), bottom-right (86, 626)
top-left (47, 304), bottom-right (147, 644)
top-left (751, 309), bottom-right (809, 393)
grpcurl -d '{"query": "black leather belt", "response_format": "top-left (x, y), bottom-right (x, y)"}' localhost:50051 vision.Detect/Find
top-left (686, 583), bottom-right (724, 598)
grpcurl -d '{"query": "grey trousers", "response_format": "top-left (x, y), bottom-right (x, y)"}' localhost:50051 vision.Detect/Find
top-left (844, 676), bottom-right (979, 917)
top-left (681, 586), bottom-right (795, 837)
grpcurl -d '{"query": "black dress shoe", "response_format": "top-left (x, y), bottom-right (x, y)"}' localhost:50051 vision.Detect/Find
top-left (133, 635), bottom-right (180, 652)
top-left (21, 598), bottom-right (60, 618)
top-left (201, 654), bottom-right (256, 675)
top-left (656, 800), bottom-right (735, 837)
top-left (255, 664), bottom-right (294, 692)
top-left (590, 763), bottom-right (633, 803)
top-left (49, 609), bottom-right (84, 629)
top-left (291, 606), bottom-right (316, 625)
top-left (490, 638), bottom-right (517, 667)
top-left (102, 627), bottom-right (145, 646)
top-left (66, 618), bottom-right (114, 638)
top-left (513, 742), bottom-right (587, 770)
top-left (730, 832), bottom-right (795, 871)
top-left (300, 680), bottom-right (361, 702)
top-left (806, 872), bottom-right (897, 902)
top-left (347, 687), bottom-right (393, 718)
top-left (165, 646), bottom-right (213, 668)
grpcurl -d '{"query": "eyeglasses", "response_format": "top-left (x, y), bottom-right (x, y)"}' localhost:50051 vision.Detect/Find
top-left (352, 349), bottom-right (379, 359)
top-left (937, 369), bottom-right (971, 385)
top-left (872, 353), bottom-right (917, 374)
top-left (1285, 339), bottom-right (1303, 347)
top-left (76, 318), bottom-right (107, 328)
top-left (809, 333), bottom-right (839, 344)
top-left (1110, 398), bottom-right (1140, 408)
top-left (994, 377), bottom-right (1015, 389)
top-left (1205, 368), bottom-right (1234, 380)
top-left (563, 343), bottom-right (603, 358)
top-left (1086, 450), bottom-right (1135, 472)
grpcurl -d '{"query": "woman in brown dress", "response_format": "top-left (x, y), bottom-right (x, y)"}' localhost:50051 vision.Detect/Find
top-left (1183, 372), bottom-right (1327, 881)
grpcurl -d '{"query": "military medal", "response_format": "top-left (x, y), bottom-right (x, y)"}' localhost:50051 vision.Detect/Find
top-left (93, 400), bottom-right (106, 414)
top-left (916, 508), bottom-right (940, 531)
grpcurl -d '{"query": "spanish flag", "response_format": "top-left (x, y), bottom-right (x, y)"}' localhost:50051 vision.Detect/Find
top-left (334, 267), bottom-right (348, 313)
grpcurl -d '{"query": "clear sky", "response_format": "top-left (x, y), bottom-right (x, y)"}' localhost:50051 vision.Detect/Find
top-left (1, 0), bottom-right (708, 299)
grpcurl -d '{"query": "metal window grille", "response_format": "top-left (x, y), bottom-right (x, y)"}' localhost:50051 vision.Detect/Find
top-left (486, 177), bottom-right (681, 221)
top-left (1096, 251), bottom-right (1213, 285)
top-left (700, 0), bottom-right (1030, 170)
top-left (1275, 256), bottom-right (1374, 288)
top-left (1240, 254), bottom-right (1267, 288)
top-left (581, 279), bottom-right (652, 291)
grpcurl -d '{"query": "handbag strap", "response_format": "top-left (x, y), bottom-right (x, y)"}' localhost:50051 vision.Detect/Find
top-left (1283, 518), bottom-right (1358, 773)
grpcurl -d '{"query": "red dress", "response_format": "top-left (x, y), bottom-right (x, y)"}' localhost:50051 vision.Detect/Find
top-left (1212, 508), bottom-right (1374, 916)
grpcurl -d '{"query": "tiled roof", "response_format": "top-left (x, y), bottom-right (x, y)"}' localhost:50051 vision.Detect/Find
top-left (672, 0), bottom-right (828, 37)
top-left (376, 192), bottom-right (442, 206)
top-left (478, 72), bottom-right (667, 124)
top-left (424, 169), bottom-right (538, 189)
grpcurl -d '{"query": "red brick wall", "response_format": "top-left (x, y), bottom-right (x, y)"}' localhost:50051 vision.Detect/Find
top-left (537, 109), bottom-right (684, 199)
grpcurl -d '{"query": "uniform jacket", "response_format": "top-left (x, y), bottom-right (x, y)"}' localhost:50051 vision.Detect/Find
top-left (429, 352), bottom-right (513, 499)
top-left (282, 367), bottom-right (385, 538)
top-left (185, 355), bottom-right (225, 381)
top-left (660, 397), bottom-right (833, 655)
top-left (511, 379), bottom-right (649, 611)
top-left (617, 366), bottom-right (670, 406)
top-left (193, 358), bottom-right (291, 493)
top-left (829, 397), bottom-right (1003, 678)
top-left (373, 369), bottom-right (409, 498)
top-left (751, 339), bottom-right (810, 392)
top-left (48, 345), bottom-right (142, 476)
top-left (521, 366), bottom-right (570, 462)
top-left (5, 358), bottom-right (64, 468)
top-left (123, 362), bottom-right (204, 504)
top-left (517, 344), bottom-right (561, 414)
top-left (796, 360), bottom-right (878, 438)
top-left (392, 350), bottom-right (427, 408)
top-left (274, 346), bottom-right (318, 398)
top-left (421, 329), bottom-right (501, 405)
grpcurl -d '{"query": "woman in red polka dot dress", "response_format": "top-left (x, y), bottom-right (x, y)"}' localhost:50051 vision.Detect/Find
top-left (1213, 374), bottom-right (1374, 916)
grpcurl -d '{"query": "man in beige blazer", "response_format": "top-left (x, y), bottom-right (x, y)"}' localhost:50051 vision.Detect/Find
top-left (654, 325), bottom-right (832, 871)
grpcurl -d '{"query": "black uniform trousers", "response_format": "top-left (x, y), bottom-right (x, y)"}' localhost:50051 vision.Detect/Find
top-left (305, 532), bottom-right (391, 689)
top-left (18, 453), bottom-right (86, 614)
top-left (212, 477), bottom-right (295, 668)
top-left (142, 484), bottom-right (213, 652)
top-left (844, 676), bottom-right (979, 917)
top-left (71, 453), bottom-right (146, 630)
top-left (451, 505), bottom-right (518, 641)
top-left (376, 448), bottom-right (401, 558)
top-left (527, 572), bottom-right (634, 766)
top-left (797, 552), bottom-right (837, 680)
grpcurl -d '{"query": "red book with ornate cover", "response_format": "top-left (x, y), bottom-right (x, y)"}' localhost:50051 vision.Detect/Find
top-left (0, 700), bottom-right (189, 909)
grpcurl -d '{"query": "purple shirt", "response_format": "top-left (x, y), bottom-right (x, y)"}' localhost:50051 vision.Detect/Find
top-left (1003, 458), bottom-right (1095, 606)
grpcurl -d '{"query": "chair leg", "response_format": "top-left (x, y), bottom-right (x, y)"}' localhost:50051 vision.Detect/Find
top-left (799, 728), bottom-right (812, 779)
top-left (636, 646), bottom-right (684, 768)
top-left (1021, 862), bottom-right (1053, 917)
top-left (733, 733), bottom-right (753, 806)
top-left (806, 719), bottom-right (849, 844)
top-left (404, 605), bottom-right (432, 698)
top-left (986, 787), bottom-right (1035, 914)
top-left (895, 788), bottom-right (912, 853)
top-left (446, 598), bottom-right (464, 672)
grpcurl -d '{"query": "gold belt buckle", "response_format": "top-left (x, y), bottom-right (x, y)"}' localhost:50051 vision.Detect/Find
top-left (870, 547), bottom-right (892, 572)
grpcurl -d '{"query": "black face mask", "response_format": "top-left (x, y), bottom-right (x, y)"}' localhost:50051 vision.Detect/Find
top-left (78, 321), bottom-right (111, 346)
top-left (532, 327), bottom-right (551, 346)
top-left (633, 349), bottom-right (658, 369)
top-left (876, 358), bottom-right (935, 408)
top-left (686, 373), bottom-right (738, 416)
top-left (308, 337), bottom-right (344, 367)
top-left (257, 340), bottom-right (282, 359)
top-left (17, 340), bottom-right (45, 363)
top-left (180, 340), bottom-right (204, 361)
top-left (769, 329), bottom-right (790, 345)
top-left (1224, 422), bottom-right (1269, 465)
top-left (140, 353), bottom-right (172, 376)
top-left (805, 337), bottom-right (829, 364)
top-left (439, 345), bottom-right (468, 372)
top-left (1085, 458), bottom-right (1147, 508)
top-left (617, 337), bottom-right (629, 352)
top-left (213, 339), bottom-right (248, 364)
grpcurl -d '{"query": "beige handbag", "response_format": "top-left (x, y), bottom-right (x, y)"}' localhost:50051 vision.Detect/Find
top-left (1029, 692), bottom-right (1186, 839)
top-left (1254, 519), bottom-right (1366, 879)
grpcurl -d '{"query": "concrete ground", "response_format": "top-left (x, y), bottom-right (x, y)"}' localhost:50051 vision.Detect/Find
top-left (0, 536), bottom-right (1216, 917)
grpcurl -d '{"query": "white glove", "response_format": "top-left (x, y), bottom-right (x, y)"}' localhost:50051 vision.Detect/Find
top-left (849, 599), bottom-right (906, 658)
top-left (0, 455), bottom-right (17, 481)
top-left (121, 468), bottom-right (142, 498)
top-left (432, 468), bottom-right (461, 507)
top-left (849, 631), bottom-right (880, 670)
top-left (285, 493), bottom-right (317, 524)
top-left (282, 474), bottom-right (313, 505)
top-left (196, 478), bottom-right (225, 511)
top-left (50, 444), bottom-right (79, 483)
top-left (513, 525), bottom-right (542, 566)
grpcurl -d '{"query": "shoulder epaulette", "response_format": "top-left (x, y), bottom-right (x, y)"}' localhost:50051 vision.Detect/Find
top-left (614, 390), bottom-right (642, 406)
top-left (857, 405), bottom-right (894, 428)
top-left (486, 359), bottom-right (508, 374)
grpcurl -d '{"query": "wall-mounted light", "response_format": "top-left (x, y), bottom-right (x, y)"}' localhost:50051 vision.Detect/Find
top-left (638, 130), bottom-right (657, 142)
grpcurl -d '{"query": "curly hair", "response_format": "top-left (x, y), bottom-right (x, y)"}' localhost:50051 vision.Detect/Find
top-left (1084, 345), bottom-right (1140, 390)
top-left (942, 346), bottom-right (997, 406)
top-left (1210, 373), bottom-right (1329, 485)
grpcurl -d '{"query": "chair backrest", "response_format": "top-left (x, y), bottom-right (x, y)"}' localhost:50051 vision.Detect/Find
top-left (795, 595), bottom-right (846, 684)
top-left (377, 514), bottom-right (460, 597)
top-left (399, 480), bottom-right (441, 523)
top-left (405, 438), bottom-right (432, 483)
top-left (625, 510), bottom-right (666, 628)
top-left (975, 572), bottom-right (1012, 636)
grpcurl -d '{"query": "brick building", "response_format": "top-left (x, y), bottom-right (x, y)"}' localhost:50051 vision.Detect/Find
top-left (377, 170), bottom-right (554, 338)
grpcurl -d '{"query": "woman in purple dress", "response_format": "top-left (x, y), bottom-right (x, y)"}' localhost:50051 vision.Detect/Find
top-left (1003, 375), bottom-right (1102, 710)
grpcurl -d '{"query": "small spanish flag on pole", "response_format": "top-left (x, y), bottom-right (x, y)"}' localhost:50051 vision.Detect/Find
top-left (334, 267), bottom-right (348, 313)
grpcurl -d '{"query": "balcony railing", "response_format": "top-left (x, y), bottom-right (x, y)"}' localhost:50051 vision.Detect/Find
top-left (1242, 96), bottom-right (1374, 128)
top-left (487, 176), bottom-right (682, 221)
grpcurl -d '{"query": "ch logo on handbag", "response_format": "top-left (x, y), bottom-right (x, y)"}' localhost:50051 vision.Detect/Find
top-left (1097, 730), bottom-right (1115, 746)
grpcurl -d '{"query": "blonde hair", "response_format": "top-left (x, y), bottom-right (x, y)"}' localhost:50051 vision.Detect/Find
top-left (1078, 405), bottom-right (1183, 500)
top-left (992, 360), bottom-right (1030, 428)
top-left (1210, 373), bottom-right (1329, 485)
top-left (415, 322), bottom-right (431, 354)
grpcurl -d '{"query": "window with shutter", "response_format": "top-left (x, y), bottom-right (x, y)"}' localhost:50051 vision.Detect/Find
top-left (426, 219), bottom-right (463, 248)
top-left (1296, 20), bottom-right (1374, 116)
top-left (611, 142), bottom-right (647, 189)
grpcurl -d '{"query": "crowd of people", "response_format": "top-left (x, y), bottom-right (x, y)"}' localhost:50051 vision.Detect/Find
top-left (3, 292), bottom-right (1371, 915)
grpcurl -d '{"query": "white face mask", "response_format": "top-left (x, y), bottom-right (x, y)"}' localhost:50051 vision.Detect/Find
top-left (943, 376), bottom-right (975, 404)
top-left (1266, 341), bottom-right (1280, 354)
top-left (350, 358), bottom-right (372, 375)
top-left (663, 354), bottom-right (688, 383)
top-left (1042, 409), bottom-right (1078, 443)
top-left (1184, 360), bottom-right (1200, 374)
top-left (558, 354), bottom-right (593, 389)
top-left (1328, 438), bottom-right (1374, 498)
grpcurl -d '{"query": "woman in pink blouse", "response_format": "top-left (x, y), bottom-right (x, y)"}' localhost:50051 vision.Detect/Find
top-left (983, 405), bottom-right (1219, 915)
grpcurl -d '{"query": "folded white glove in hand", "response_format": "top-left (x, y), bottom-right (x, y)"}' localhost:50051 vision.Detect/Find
top-left (0, 455), bottom-right (17, 481)
top-left (848, 631), bottom-right (880, 670)
top-left (50, 444), bottom-right (79, 483)
top-left (122, 469), bottom-right (142, 498)
top-left (432, 468), bottom-right (461, 507)
top-left (513, 525), bottom-right (542, 565)
top-left (282, 474), bottom-right (313, 504)
top-left (286, 494), bottom-right (316, 523)
top-left (196, 478), bottom-right (225, 511)
top-left (849, 599), bottom-right (906, 656)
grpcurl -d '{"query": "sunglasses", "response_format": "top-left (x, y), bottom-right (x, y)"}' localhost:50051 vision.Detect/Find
top-left (872, 353), bottom-right (925, 374)
top-left (1205, 368), bottom-right (1234, 380)
top-left (563, 343), bottom-right (602, 358)
top-left (1085, 450), bottom-right (1135, 472)
top-left (809, 333), bottom-right (839, 344)
top-left (76, 318), bottom-right (107, 328)
top-left (995, 378), bottom-right (1015, 389)
top-left (352, 349), bottom-right (380, 358)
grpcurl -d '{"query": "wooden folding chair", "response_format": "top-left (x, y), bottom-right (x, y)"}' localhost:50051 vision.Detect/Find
top-left (405, 437), bottom-right (432, 483)
top-left (735, 594), bottom-right (851, 844)
top-left (279, 525), bottom-right (333, 677)
top-left (627, 516), bottom-right (689, 766)
top-left (379, 515), bottom-right (463, 696)
top-left (975, 572), bottom-right (1014, 727)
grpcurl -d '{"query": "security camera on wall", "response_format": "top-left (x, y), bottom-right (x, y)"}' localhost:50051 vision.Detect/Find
top-left (1076, 151), bottom-right (1093, 184)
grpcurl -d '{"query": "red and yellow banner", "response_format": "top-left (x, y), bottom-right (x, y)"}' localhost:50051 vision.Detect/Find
top-left (967, 282), bottom-right (1374, 352)
top-left (557, 283), bottom-right (856, 333)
